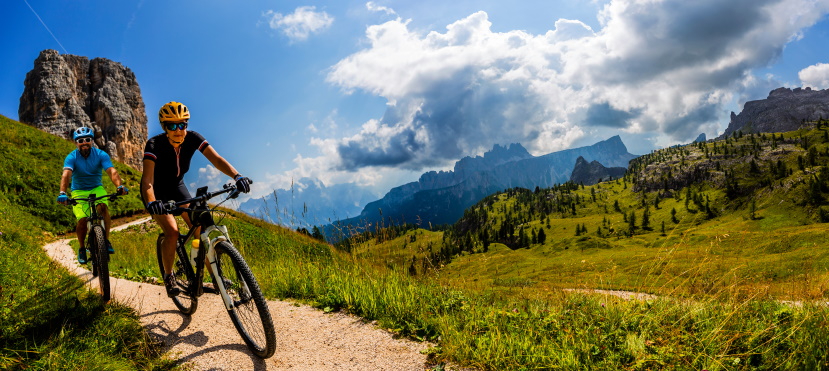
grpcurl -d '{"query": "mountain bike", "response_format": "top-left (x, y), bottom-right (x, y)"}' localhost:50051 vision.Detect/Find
top-left (67, 192), bottom-right (121, 302)
top-left (155, 183), bottom-right (276, 359)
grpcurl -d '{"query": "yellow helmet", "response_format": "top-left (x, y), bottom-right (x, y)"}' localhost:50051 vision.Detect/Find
top-left (158, 101), bottom-right (190, 123)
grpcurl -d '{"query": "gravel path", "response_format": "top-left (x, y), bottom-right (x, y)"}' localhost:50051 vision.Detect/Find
top-left (43, 217), bottom-right (436, 370)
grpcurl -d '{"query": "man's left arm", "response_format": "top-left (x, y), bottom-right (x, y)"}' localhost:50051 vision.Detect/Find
top-left (106, 167), bottom-right (127, 194)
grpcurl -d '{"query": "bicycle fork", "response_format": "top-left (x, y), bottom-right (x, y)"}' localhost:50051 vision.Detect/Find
top-left (197, 225), bottom-right (250, 310)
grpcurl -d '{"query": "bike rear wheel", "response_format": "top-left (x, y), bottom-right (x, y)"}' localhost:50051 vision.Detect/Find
top-left (213, 241), bottom-right (276, 358)
top-left (89, 225), bottom-right (110, 302)
top-left (156, 234), bottom-right (198, 314)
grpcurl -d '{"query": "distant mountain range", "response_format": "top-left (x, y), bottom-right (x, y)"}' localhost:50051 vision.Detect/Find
top-left (238, 178), bottom-right (379, 228)
top-left (325, 136), bottom-right (638, 237)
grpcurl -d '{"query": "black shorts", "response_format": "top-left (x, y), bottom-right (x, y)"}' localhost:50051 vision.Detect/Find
top-left (142, 182), bottom-right (192, 207)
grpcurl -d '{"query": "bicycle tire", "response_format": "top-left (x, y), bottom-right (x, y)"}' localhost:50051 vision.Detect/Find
top-left (156, 234), bottom-right (198, 314)
top-left (213, 241), bottom-right (276, 358)
top-left (90, 225), bottom-right (110, 302)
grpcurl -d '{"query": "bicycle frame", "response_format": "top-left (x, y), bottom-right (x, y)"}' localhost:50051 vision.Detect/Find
top-left (69, 193), bottom-right (117, 240)
top-left (68, 192), bottom-right (119, 302)
top-left (170, 185), bottom-right (245, 310)
top-left (158, 182), bottom-right (276, 359)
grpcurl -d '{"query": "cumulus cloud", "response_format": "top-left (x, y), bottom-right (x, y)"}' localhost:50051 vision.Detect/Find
top-left (316, 0), bottom-right (829, 171)
top-left (264, 6), bottom-right (333, 42)
top-left (366, 1), bottom-right (396, 16)
top-left (800, 63), bottom-right (829, 89)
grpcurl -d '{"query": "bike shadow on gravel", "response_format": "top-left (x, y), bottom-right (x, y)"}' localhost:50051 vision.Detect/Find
top-left (140, 309), bottom-right (268, 370)
top-left (141, 309), bottom-right (209, 348)
top-left (178, 343), bottom-right (268, 371)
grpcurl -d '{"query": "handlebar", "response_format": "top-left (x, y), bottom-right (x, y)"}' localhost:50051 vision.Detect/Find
top-left (163, 182), bottom-right (244, 212)
top-left (67, 192), bottom-right (122, 206)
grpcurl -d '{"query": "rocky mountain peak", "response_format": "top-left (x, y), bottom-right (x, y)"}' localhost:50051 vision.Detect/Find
top-left (454, 142), bottom-right (533, 174)
top-left (720, 87), bottom-right (829, 138)
top-left (18, 49), bottom-right (148, 169)
top-left (570, 156), bottom-right (627, 186)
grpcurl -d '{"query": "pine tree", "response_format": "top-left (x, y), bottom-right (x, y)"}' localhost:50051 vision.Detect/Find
top-left (642, 206), bottom-right (651, 230)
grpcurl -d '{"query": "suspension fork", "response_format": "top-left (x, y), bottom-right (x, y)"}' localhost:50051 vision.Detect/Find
top-left (199, 225), bottom-right (240, 310)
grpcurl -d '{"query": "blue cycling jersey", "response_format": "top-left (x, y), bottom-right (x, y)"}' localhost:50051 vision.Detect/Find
top-left (63, 147), bottom-right (114, 191)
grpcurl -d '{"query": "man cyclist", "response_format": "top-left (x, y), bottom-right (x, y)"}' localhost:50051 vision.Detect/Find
top-left (57, 126), bottom-right (129, 264)
top-left (141, 101), bottom-right (251, 297)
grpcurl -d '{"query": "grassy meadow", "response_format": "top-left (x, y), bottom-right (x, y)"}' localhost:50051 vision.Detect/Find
top-left (0, 114), bottom-right (175, 370)
top-left (5, 110), bottom-right (829, 370)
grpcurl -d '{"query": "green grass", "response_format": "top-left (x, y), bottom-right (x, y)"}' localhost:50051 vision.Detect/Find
top-left (0, 114), bottom-right (175, 370)
top-left (104, 206), bottom-right (829, 370)
top-left (8, 109), bottom-right (829, 370)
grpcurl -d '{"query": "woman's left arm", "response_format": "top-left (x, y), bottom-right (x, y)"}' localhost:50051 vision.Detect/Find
top-left (202, 145), bottom-right (240, 178)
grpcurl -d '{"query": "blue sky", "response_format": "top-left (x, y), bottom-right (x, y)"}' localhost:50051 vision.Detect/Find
top-left (3, 0), bottom-right (829, 203)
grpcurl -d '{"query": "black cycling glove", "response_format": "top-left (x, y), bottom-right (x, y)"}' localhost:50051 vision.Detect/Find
top-left (234, 174), bottom-right (251, 194)
top-left (147, 200), bottom-right (167, 215)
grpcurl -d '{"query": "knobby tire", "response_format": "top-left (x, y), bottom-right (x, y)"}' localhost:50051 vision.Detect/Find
top-left (156, 234), bottom-right (198, 314)
top-left (90, 225), bottom-right (110, 302)
top-left (214, 241), bottom-right (276, 358)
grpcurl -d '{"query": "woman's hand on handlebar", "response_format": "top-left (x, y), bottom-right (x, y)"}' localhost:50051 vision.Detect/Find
top-left (147, 200), bottom-right (168, 215)
top-left (234, 175), bottom-right (252, 194)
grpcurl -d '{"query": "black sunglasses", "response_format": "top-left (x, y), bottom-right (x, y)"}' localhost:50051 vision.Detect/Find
top-left (75, 137), bottom-right (92, 144)
top-left (164, 122), bottom-right (188, 131)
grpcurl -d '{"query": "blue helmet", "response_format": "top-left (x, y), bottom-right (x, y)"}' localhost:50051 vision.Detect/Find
top-left (72, 126), bottom-right (94, 140)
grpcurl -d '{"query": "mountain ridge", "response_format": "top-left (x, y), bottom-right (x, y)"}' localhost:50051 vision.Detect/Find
top-left (326, 135), bottom-right (638, 237)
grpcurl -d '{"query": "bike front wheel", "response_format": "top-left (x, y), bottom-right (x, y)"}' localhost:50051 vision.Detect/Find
top-left (90, 225), bottom-right (110, 302)
top-left (213, 241), bottom-right (276, 358)
top-left (156, 234), bottom-right (198, 314)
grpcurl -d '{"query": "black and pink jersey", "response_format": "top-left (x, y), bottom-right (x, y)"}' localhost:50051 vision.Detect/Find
top-left (143, 131), bottom-right (209, 197)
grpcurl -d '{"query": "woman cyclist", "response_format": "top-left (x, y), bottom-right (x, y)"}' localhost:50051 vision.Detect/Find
top-left (141, 101), bottom-right (251, 297)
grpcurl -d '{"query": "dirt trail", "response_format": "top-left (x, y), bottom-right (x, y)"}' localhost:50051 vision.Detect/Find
top-left (43, 217), bottom-right (435, 370)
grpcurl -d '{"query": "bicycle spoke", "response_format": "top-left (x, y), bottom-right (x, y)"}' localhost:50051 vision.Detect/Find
top-left (156, 234), bottom-right (198, 314)
top-left (214, 241), bottom-right (275, 358)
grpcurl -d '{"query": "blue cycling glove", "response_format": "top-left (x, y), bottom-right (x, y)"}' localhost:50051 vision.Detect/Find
top-left (116, 185), bottom-right (129, 195)
top-left (57, 192), bottom-right (68, 204)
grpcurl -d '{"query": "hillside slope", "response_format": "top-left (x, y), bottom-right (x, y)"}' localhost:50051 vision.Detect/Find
top-left (0, 114), bottom-right (169, 369)
top-left (345, 123), bottom-right (829, 301)
top-left (444, 124), bottom-right (829, 297)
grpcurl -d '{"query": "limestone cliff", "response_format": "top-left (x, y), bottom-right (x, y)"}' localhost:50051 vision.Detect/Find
top-left (720, 87), bottom-right (829, 138)
top-left (18, 49), bottom-right (147, 169)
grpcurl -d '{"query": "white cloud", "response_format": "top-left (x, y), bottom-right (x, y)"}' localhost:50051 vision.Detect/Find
top-left (800, 63), bottom-right (829, 89)
top-left (264, 6), bottom-right (334, 42)
top-left (366, 1), bottom-right (396, 16)
top-left (319, 0), bottom-right (829, 170)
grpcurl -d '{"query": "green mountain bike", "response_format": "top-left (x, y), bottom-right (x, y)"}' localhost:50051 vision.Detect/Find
top-left (155, 183), bottom-right (276, 359)
top-left (68, 192), bottom-right (121, 302)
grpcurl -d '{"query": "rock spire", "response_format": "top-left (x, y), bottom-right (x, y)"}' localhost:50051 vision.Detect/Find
top-left (18, 49), bottom-right (148, 169)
